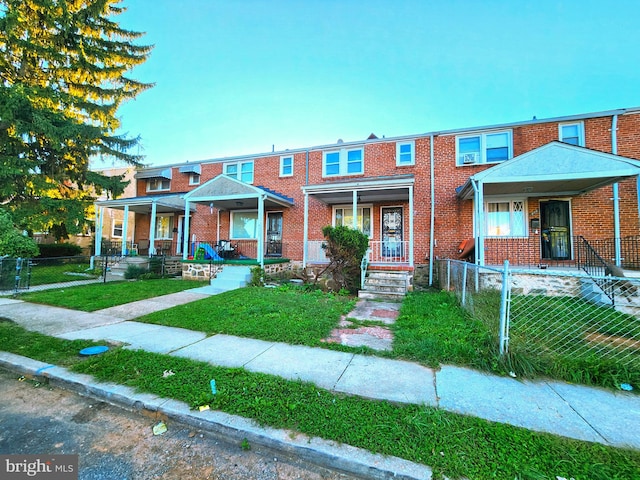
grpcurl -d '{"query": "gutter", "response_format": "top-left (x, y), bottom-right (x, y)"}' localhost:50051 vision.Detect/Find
top-left (612, 115), bottom-right (621, 266)
top-left (428, 134), bottom-right (435, 286)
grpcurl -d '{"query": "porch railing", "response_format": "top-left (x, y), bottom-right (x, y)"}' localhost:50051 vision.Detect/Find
top-left (575, 236), bottom-right (615, 305)
top-left (306, 240), bottom-right (409, 264)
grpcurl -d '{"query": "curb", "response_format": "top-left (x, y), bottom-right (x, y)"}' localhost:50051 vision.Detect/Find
top-left (0, 351), bottom-right (434, 480)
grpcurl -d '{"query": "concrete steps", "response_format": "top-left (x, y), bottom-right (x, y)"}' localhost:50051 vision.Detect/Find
top-left (189, 265), bottom-right (252, 295)
top-left (359, 270), bottom-right (411, 301)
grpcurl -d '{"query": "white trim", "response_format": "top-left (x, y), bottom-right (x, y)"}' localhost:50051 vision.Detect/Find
top-left (223, 160), bottom-right (254, 184)
top-left (322, 147), bottom-right (364, 177)
top-left (112, 220), bottom-right (124, 238)
top-left (380, 205), bottom-right (404, 244)
top-left (483, 197), bottom-right (528, 238)
top-left (559, 121), bottom-right (585, 147)
top-left (230, 209), bottom-right (259, 240)
top-left (189, 173), bottom-right (201, 185)
top-left (332, 204), bottom-right (373, 238)
top-left (146, 178), bottom-right (171, 192)
top-left (279, 155), bottom-right (294, 177)
top-left (396, 140), bottom-right (415, 166)
top-left (456, 129), bottom-right (513, 166)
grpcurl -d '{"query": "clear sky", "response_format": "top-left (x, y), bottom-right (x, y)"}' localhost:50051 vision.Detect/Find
top-left (110, 0), bottom-right (640, 167)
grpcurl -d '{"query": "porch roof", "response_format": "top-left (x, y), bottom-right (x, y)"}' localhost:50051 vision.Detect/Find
top-left (456, 142), bottom-right (640, 200)
top-left (302, 174), bottom-right (414, 204)
top-left (95, 193), bottom-right (195, 214)
top-left (184, 174), bottom-right (294, 209)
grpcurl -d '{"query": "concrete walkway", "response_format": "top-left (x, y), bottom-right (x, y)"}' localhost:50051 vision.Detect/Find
top-left (0, 293), bottom-right (639, 456)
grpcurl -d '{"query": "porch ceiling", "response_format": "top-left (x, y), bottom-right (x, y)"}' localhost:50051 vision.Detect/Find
top-left (457, 142), bottom-right (640, 200)
top-left (303, 174), bottom-right (414, 205)
top-left (95, 194), bottom-right (194, 214)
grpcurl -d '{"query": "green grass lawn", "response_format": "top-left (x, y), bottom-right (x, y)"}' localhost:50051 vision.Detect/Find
top-left (137, 286), bottom-right (355, 345)
top-left (0, 322), bottom-right (638, 480)
top-left (25, 262), bottom-right (99, 286)
top-left (16, 278), bottom-right (207, 311)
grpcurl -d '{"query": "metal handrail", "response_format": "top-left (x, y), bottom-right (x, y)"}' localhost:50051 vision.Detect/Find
top-left (360, 248), bottom-right (371, 289)
top-left (576, 235), bottom-right (615, 305)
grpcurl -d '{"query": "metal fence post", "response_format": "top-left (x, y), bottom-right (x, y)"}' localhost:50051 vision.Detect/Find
top-left (461, 261), bottom-right (468, 305)
top-left (14, 257), bottom-right (22, 293)
top-left (447, 259), bottom-right (451, 290)
top-left (498, 260), bottom-right (510, 355)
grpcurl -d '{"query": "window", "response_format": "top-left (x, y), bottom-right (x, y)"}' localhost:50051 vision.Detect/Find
top-left (146, 178), bottom-right (170, 192)
top-left (155, 215), bottom-right (173, 239)
top-left (323, 148), bottom-right (364, 177)
top-left (112, 221), bottom-right (123, 238)
top-left (456, 130), bottom-right (512, 165)
top-left (280, 155), bottom-right (293, 177)
top-left (189, 173), bottom-right (200, 185)
top-left (485, 199), bottom-right (526, 237)
top-left (333, 206), bottom-right (372, 237)
top-left (224, 161), bottom-right (254, 183)
top-left (396, 141), bottom-right (415, 166)
top-left (559, 122), bottom-right (584, 146)
top-left (231, 211), bottom-right (258, 239)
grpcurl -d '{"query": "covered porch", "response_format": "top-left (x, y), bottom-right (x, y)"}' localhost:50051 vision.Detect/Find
top-left (182, 174), bottom-right (295, 267)
top-left (456, 141), bottom-right (640, 268)
top-left (302, 174), bottom-right (415, 268)
top-left (94, 194), bottom-right (195, 257)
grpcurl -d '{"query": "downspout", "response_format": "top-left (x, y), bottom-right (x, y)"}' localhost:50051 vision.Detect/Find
top-left (428, 134), bottom-right (436, 285)
top-left (612, 114), bottom-right (621, 266)
top-left (472, 179), bottom-right (484, 266)
top-left (305, 150), bottom-right (309, 186)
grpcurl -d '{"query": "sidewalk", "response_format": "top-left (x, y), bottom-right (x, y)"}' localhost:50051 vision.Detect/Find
top-left (1, 292), bottom-right (639, 457)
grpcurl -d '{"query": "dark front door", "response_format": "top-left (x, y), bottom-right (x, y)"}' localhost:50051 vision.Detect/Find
top-left (382, 207), bottom-right (403, 259)
top-left (541, 200), bottom-right (571, 260)
top-left (266, 212), bottom-right (283, 256)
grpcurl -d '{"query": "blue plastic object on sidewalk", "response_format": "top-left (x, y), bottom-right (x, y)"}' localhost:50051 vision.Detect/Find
top-left (79, 346), bottom-right (109, 356)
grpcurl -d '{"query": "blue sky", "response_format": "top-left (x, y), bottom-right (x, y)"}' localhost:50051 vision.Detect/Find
top-left (112, 0), bottom-right (640, 167)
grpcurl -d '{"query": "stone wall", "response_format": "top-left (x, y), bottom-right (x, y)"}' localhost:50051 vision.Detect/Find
top-left (182, 262), bottom-right (222, 281)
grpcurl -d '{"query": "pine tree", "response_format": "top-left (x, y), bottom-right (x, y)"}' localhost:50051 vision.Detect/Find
top-left (0, 0), bottom-right (152, 237)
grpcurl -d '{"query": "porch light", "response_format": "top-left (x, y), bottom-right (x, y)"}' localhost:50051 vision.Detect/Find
top-left (209, 202), bottom-right (213, 214)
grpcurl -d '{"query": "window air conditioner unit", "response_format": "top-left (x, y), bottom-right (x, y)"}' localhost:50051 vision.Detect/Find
top-left (462, 153), bottom-right (479, 164)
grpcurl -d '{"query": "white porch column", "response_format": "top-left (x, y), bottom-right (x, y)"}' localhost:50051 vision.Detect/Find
top-left (473, 180), bottom-right (485, 266)
top-left (121, 205), bottom-right (129, 256)
top-left (352, 190), bottom-right (358, 230)
top-left (303, 192), bottom-right (309, 268)
top-left (182, 200), bottom-right (190, 260)
top-left (95, 206), bottom-right (104, 256)
top-left (408, 185), bottom-right (414, 267)
top-left (258, 194), bottom-right (265, 268)
top-left (149, 202), bottom-right (157, 256)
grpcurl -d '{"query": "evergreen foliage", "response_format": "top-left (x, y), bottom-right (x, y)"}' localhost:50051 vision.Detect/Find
top-left (319, 225), bottom-right (369, 293)
top-left (0, 0), bottom-right (152, 236)
top-left (0, 209), bottom-right (39, 257)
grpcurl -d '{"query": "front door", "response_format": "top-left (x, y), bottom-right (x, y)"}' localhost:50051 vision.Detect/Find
top-left (541, 200), bottom-right (571, 260)
top-left (266, 212), bottom-right (283, 257)
top-left (382, 207), bottom-right (403, 259)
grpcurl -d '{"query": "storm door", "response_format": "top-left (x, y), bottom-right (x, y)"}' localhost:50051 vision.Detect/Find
top-left (541, 200), bottom-right (571, 260)
top-left (382, 207), bottom-right (403, 259)
top-left (266, 212), bottom-right (283, 257)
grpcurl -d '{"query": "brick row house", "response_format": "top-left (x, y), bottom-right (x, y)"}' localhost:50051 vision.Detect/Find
top-left (95, 107), bottom-right (640, 285)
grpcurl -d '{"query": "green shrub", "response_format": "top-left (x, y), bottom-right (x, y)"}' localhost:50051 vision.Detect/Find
top-left (249, 266), bottom-right (264, 286)
top-left (124, 264), bottom-right (148, 279)
top-left (318, 225), bottom-right (369, 293)
top-left (0, 209), bottom-right (39, 257)
top-left (37, 243), bottom-right (82, 258)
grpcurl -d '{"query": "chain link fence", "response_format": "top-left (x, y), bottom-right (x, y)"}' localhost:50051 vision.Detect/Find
top-left (436, 259), bottom-right (640, 373)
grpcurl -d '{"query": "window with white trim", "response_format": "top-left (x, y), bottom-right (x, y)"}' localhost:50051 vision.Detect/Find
top-left (396, 141), bottom-right (415, 166)
top-left (323, 148), bottom-right (363, 177)
top-left (485, 199), bottom-right (526, 237)
top-left (231, 211), bottom-right (258, 239)
top-left (559, 122), bottom-right (584, 146)
top-left (146, 178), bottom-right (170, 192)
top-left (224, 160), bottom-right (254, 184)
top-left (333, 205), bottom-right (372, 237)
top-left (155, 215), bottom-right (173, 239)
top-left (456, 130), bottom-right (512, 165)
top-left (112, 221), bottom-right (123, 238)
top-left (189, 173), bottom-right (200, 185)
top-left (280, 155), bottom-right (293, 177)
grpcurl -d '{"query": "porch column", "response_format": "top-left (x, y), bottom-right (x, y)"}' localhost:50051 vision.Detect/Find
top-left (408, 185), bottom-right (414, 267)
top-left (121, 205), bottom-right (129, 256)
top-left (258, 194), bottom-right (265, 269)
top-left (182, 200), bottom-right (190, 260)
top-left (303, 192), bottom-right (309, 267)
top-left (352, 190), bottom-right (358, 230)
top-left (95, 206), bottom-right (104, 256)
top-left (149, 201), bottom-right (157, 256)
top-left (473, 179), bottom-right (485, 266)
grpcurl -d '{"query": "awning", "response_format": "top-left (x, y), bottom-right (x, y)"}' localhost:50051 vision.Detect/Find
top-left (457, 142), bottom-right (640, 200)
top-left (184, 174), bottom-right (294, 209)
top-left (95, 193), bottom-right (195, 214)
top-left (135, 167), bottom-right (173, 180)
top-left (302, 174), bottom-right (414, 204)
top-left (178, 164), bottom-right (201, 175)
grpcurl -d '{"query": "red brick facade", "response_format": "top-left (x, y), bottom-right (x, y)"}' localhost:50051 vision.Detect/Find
top-left (126, 108), bottom-right (640, 268)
